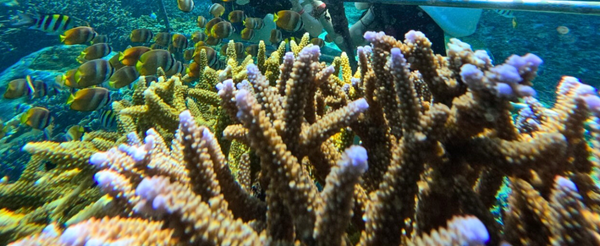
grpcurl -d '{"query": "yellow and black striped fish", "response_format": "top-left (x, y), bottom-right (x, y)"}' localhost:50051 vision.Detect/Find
top-left (12, 13), bottom-right (75, 35)
top-left (100, 109), bottom-right (117, 129)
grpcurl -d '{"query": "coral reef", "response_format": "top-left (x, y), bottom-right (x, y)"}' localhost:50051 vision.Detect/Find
top-left (2, 31), bottom-right (600, 246)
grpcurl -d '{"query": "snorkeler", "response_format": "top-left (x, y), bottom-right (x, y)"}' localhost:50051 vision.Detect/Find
top-left (349, 3), bottom-right (447, 54)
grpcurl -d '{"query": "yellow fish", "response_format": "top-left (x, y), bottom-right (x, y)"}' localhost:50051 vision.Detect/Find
top-left (228, 10), bottom-right (245, 23)
top-left (191, 31), bottom-right (206, 43)
top-left (269, 29), bottom-right (282, 44)
top-left (193, 46), bottom-right (218, 67)
top-left (240, 28), bottom-right (255, 40)
top-left (109, 66), bottom-right (140, 89)
top-left (71, 59), bottom-right (115, 88)
top-left (130, 28), bottom-right (154, 43)
top-left (210, 21), bottom-right (234, 39)
top-left (3, 76), bottom-right (35, 99)
top-left (205, 17), bottom-right (224, 35)
top-left (20, 107), bottom-right (52, 130)
top-left (154, 32), bottom-right (171, 46)
top-left (135, 49), bottom-right (176, 75)
top-left (65, 125), bottom-right (85, 141)
top-left (205, 36), bottom-right (222, 45)
top-left (209, 3), bottom-right (225, 18)
top-left (274, 10), bottom-right (303, 32)
top-left (170, 33), bottom-right (189, 52)
top-left (67, 87), bottom-right (111, 111)
top-left (78, 43), bottom-right (112, 63)
top-left (177, 0), bottom-right (194, 12)
top-left (91, 34), bottom-right (109, 44)
top-left (244, 17), bottom-right (264, 29)
top-left (197, 16), bottom-right (207, 28)
top-left (61, 26), bottom-right (96, 45)
top-left (119, 46), bottom-right (151, 66)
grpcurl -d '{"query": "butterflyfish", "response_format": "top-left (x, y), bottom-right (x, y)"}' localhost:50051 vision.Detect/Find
top-left (3, 76), bottom-right (35, 99)
top-left (130, 28), bottom-right (154, 43)
top-left (135, 49), bottom-right (176, 76)
top-left (177, 0), bottom-right (194, 12)
top-left (210, 21), bottom-right (234, 39)
top-left (119, 46), bottom-right (151, 66)
top-left (154, 32), bottom-right (171, 46)
top-left (109, 66), bottom-right (140, 89)
top-left (274, 10), bottom-right (303, 32)
top-left (209, 3), bottom-right (225, 18)
top-left (228, 10), bottom-right (245, 23)
top-left (61, 26), bottom-right (96, 45)
top-left (240, 28), bottom-right (255, 40)
top-left (66, 87), bottom-right (111, 111)
top-left (78, 43), bottom-right (112, 62)
top-left (20, 107), bottom-right (52, 130)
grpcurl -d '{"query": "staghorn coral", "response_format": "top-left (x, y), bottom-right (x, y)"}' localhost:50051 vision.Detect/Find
top-left (5, 31), bottom-right (600, 246)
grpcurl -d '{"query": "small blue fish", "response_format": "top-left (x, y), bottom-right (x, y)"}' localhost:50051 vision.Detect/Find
top-left (150, 12), bottom-right (157, 20)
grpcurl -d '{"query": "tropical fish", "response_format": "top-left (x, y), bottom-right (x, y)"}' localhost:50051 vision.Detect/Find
top-left (274, 10), bottom-right (303, 32)
top-left (211, 21), bottom-right (234, 39)
top-left (191, 31), bottom-right (206, 43)
top-left (77, 43), bottom-right (112, 62)
top-left (135, 49), bottom-right (176, 75)
top-left (31, 78), bottom-right (48, 98)
top-left (205, 36), bottom-right (222, 45)
top-left (220, 42), bottom-right (245, 58)
top-left (186, 61), bottom-right (201, 79)
top-left (69, 59), bottom-right (115, 88)
top-left (119, 46), bottom-right (151, 66)
top-left (493, 9), bottom-right (515, 18)
top-left (209, 3), bottom-right (225, 18)
top-left (270, 29), bottom-right (282, 44)
top-left (243, 17), bottom-right (264, 29)
top-left (171, 33), bottom-right (188, 51)
top-left (165, 61), bottom-right (185, 76)
top-left (91, 34), bottom-right (109, 44)
top-left (240, 28), bottom-right (255, 40)
top-left (177, 0), bottom-right (194, 12)
top-left (245, 44), bottom-right (259, 57)
top-left (100, 109), bottom-right (117, 129)
top-left (3, 76), bottom-right (34, 99)
top-left (228, 10), bottom-right (245, 23)
top-left (197, 16), bottom-right (207, 28)
top-left (20, 107), bottom-right (52, 130)
top-left (130, 28), bottom-right (154, 43)
top-left (67, 87), bottom-right (111, 111)
top-left (109, 53), bottom-right (125, 70)
top-left (65, 125), bottom-right (85, 141)
top-left (61, 26), bottom-right (96, 45)
top-left (310, 37), bottom-right (325, 48)
top-left (11, 13), bottom-right (74, 35)
top-left (109, 66), bottom-right (139, 89)
top-left (193, 46), bottom-right (218, 67)
top-left (183, 49), bottom-right (195, 61)
top-left (205, 17), bottom-right (223, 35)
top-left (154, 32), bottom-right (171, 46)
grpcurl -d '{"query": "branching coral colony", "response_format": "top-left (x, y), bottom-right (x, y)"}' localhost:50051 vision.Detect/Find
top-left (5, 31), bottom-right (600, 245)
